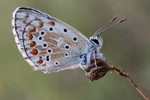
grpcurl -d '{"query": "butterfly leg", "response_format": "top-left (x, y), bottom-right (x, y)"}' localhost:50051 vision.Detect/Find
top-left (96, 53), bottom-right (107, 62)
top-left (94, 58), bottom-right (98, 68)
top-left (92, 52), bottom-right (98, 68)
top-left (80, 63), bottom-right (87, 72)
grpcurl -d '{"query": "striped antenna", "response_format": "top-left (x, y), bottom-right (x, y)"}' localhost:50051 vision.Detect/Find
top-left (93, 16), bottom-right (127, 37)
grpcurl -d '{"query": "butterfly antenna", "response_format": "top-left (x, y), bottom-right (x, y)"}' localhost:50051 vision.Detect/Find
top-left (93, 16), bottom-right (127, 37)
top-left (93, 15), bottom-right (117, 37)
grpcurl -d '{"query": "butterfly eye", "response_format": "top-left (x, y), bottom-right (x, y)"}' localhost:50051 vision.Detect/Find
top-left (91, 38), bottom-right (99, 45)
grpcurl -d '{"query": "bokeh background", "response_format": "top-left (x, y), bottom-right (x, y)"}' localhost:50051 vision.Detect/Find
top-left (0, 0), bottom-right (150, 100)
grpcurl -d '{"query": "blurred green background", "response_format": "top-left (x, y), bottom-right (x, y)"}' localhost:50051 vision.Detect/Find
top-left (0, 0), bottom-right (150, 100)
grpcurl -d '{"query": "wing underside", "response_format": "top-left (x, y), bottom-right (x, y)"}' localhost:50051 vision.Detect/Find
top-left (12, 7), bottom-right (91, 73)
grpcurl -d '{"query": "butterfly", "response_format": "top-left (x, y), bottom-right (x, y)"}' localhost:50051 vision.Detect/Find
top-left (12, 8), bottom-right (150, 99)
top-left (12, 7), bottom-right (126, 74)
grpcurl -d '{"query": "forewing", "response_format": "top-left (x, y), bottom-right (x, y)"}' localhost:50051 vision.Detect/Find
top-left (12, 7), bottom-right (91, 73)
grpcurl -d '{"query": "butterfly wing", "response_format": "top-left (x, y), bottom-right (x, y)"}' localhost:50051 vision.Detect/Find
top-left (12, 7), bottom-right (91, 73)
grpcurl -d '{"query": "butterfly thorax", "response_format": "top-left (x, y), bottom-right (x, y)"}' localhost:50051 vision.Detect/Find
top-left (79, 37), bottom-right (103, 68)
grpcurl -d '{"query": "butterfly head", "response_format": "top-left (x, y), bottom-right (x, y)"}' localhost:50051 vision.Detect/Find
top-left (90, 35), bottom-right (103, 48)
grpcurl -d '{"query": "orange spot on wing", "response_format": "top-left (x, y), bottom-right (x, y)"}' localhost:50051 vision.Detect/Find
top-left (29, 27), bottom-right (36, 32)
top-left (30, 41), bottom-right (36, 47)
top-left (28, 33), bottom-right (33, 40)
top-left (38, 60), bottom-right (43, 65)
top-left (32, 49), bottom-right (38, 55)
top-left (38, 21), bottom-right (43, 28)
top-left (42, 64), bottom-right (46, 67)
top-left (39, 56), bottom-right (42, 59)
top-left (48, 21), bottom-right (55, 25)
